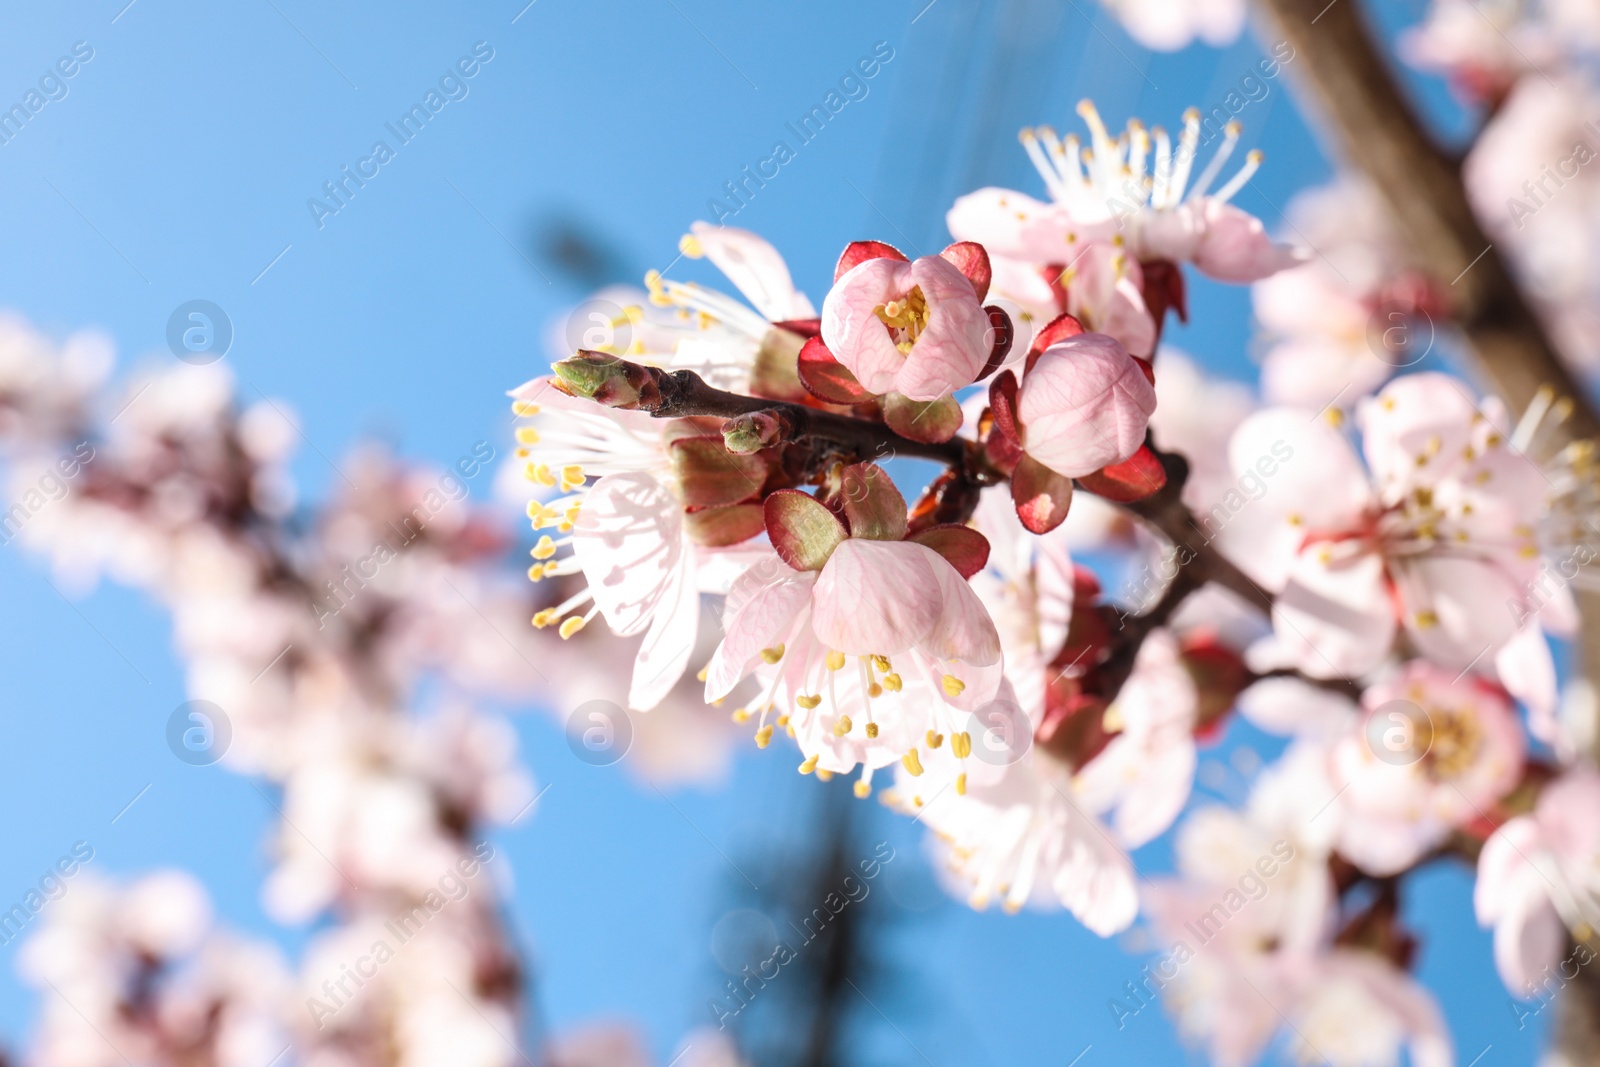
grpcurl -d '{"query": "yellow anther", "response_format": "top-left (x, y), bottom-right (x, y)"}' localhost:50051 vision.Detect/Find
top-left (558, 616), bottom-right (585, 639)
top-left (942, 674), bottom-right (966, 698)
top-left (865, 722), bottom-right (879, 738)
top-left (512, 400), bottom-right (540, 417)
top-left (731, 707), bottom-right (751, 723)
top-left (956, 772), bottom-right (968, 795)
top-left (825, 650), bottom-right (846, 671)
top-left (952, 732), bottom-right (972, 759)
top-left (679, 233), bottom-right (705, 258)
top-left (832, 715), bottom-right (853, 737)
top-left (799, 755), bottom-right (819, 775)
top-left (1414, 610), bottom-right (1440, 629)
top-left (515, 426), bottom-right (541, 445)
top-left (526, 563), bottom-right (544, 582)
top-left (532, 535), bottom-right (558, 560)
top-left (816, 768), bottom-right (833, 782)
top-left (760, 645), bottom-right (785, 664)
top-left (560, 465), bottom-right (586, 492)
top-left (853, 779), bottom-right (872, 799)
top-left (883, 673), bottom-right (902, 692)
top-left (871, 655), bottom-right (892, 673)
top-left (776, 713), bottom-right (791, 726)
top-left (528, 463), bottom-right (557, 488)
top-left (531, 609), bottom-right (559, 629)
top-left (1103, 706), bottom-right (1125, 732)
top-left (797, 695), bottom-right (822, 710)
top-left (696, 665), bottom-right (709, 682)
top-left (902, 749), bottom-right (925, 776)
top-left (755, 724), bottom-right (774, 748)
top-left (926, 730), bottom-right (944, 749)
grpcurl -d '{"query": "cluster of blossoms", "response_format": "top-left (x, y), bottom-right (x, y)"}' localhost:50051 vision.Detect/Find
top-left (0, 316), bottom-right (738, 1067)
top-left (523, 87), bottom-right (1600, 1065)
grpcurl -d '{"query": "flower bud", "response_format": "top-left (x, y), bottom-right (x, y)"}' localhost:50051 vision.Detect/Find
top-left (722, 410), bottom-right (786, 454)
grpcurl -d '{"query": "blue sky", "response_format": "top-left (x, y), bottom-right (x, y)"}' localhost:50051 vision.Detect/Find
top-left (0, 0), bottom-right (1541, 1063)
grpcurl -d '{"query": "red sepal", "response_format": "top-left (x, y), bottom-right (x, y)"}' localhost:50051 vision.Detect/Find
top-left (1023, 312), bottom-right (1087, 375)
top-left (1077, 445), bottom-right (1168, 502)
top-left (939, 241), bottom-right (992, 302)
top-left (1012, 453), bottom-right (1074, 534)
top-left (771, 317), bottom-right (821, 339)
top-left (909, 523), bottom-right (991, 579)
top-left (975, 305), bottom-right (1014, 383)
top-left (834, 240), bottom-right (909, 281)
top-left (796, 336), bottom-right (874, 404)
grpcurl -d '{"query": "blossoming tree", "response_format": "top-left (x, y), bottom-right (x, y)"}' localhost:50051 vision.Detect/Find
top-left (7, 0), bottom-right (1600, 1063)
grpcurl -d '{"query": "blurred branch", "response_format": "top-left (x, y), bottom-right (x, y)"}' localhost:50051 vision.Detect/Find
top-left (1249, 0), bottom-right (1600, 1057)
top-left (1250, 0), bottom-right (1599, 438)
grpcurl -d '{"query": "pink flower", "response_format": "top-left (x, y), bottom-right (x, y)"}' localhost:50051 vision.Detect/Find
top-left (1476, 765), bottom-right (1600, 996)
top-left (1017, 332), bottom-right (1158, 480)
top-left (1222, 372), bottom-right (1547, 678)
top-left (946, 101), bottom-right (1300, 285)
top-left (1328, 662), bottom-right (1525, 875)
top-left (704, 475), bottom-right (1003, 794)
top-left (820, 252), bottom-right (991, 401)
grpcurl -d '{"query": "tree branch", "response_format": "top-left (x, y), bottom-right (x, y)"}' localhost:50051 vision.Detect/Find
top-left (556, 352), bottom-right (970, 468)
top-left (1251, 0), bottom-right (1600, 439)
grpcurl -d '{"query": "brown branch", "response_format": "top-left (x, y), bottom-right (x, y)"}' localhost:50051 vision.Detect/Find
top-left (556, 353), bottom-right (970, 468)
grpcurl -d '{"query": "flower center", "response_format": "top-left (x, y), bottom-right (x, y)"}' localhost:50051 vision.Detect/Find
top-left (1419, 707), bottom-right (1482, 780)
top-left (874, 286), bottom-right (931, 355)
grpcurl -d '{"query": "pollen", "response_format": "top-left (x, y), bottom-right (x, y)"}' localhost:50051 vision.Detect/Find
top-left (942, 674), bottom-right (966, 698)
top-left (760, 644), bottom-right (785, 664)
top-left (882, 673), bottom-right (903, 692)
top-left (532, 609), bottom-right (559, 629)
top-left (825, 650), bottom-right (846, 671)
top-left (526, 563), bottom-right (545, 581)
top-left (951, 731), bottom-right (972, 759)
top-left (926, 730), bottom-right (944, 749)
top-left (527, 462), bottom-right (557, 488)
top-left (833, 714), bottom-right (854, 737)
top-left (560, 465), bottom-right (586, 492)
top-left (755, 724), bottom-right (774, 748)
top-left (798, 755), bottom-right (819, 775)
top-left (532, 535), bottom-right (558, 560)
top-left (865, 722), bottom-right (879, 738)
top-left (902, 749), bottom-right (925, 776)
top-left (797, 694), bottom-right (822, 710)
top-left (558, 616), bottom-right (586, 639)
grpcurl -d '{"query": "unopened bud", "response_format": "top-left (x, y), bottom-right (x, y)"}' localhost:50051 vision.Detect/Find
top-left (722, 410), bottom-right (785, 454)
top-left (553, 352), bottom-right (657, 409)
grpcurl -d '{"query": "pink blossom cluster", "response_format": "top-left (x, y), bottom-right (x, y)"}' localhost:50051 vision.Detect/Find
top-left (525, 91), bottom-right (1600, 1066)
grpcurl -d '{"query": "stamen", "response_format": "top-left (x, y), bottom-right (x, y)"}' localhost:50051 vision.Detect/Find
top-left (902, 749), bottom-right (925, 776)
top-left (1188, 122), bottom-right (1240, 202)
top-left (1212, 149), bottom-right (1263, 204)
